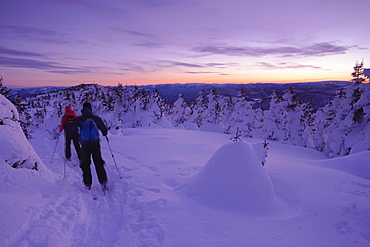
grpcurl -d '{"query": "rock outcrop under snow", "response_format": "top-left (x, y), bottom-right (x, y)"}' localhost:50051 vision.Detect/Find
top-left (0, 94), bottom-right (43, 170)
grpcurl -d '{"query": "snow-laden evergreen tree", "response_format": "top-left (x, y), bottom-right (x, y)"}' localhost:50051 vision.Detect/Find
top-left (199, 89), bottom-right (225, 132)
top-left (347, 82), bottom-right (370, 153)
top-left (170, 93), bottom-right (190, 127)
top-left (313, 88), bottom-right (345, 155)
top-left (204, 89), bottom-right (222, 125)
top-left (114, 83), bottom-right (131, 113)
top-left (101, 91), bottom-right (115, 112)
top-left (187, 94), bottom-right (207, 128)
top-left (148, 89), bottom-right (167, 123)
top-left (351, 60), bottom-right (366, 84)
top-left (12, 94), bottom-right (32, 139)
top-left (114, 85), bottom-right (140, 128)
top-left (253, 107), bottom-right (265, 138)
top-left (263, 88), bottom-right (314, 146)
top-left (281, 87), bottom-right (313, 147)
top-left (312, 108), bottom-right (327, 151)
top-left (220, 96), bottom-right (234, 134)
top-left (13, 76), bottom-right (369, 158)
top-left (316, 63), bottom-right (370, 157)
top-left (263, 91), bottom-right (285, 141)
top-left (0, 76), bottom-right (10, 97)
top-left (326, 87), bottom-right (356, 156)
top-left (226, 95), bottom-right (256, 138)
top-left (124, 89), bottom-right (170, 128)
top-left (300, 101), bottom-right (316, 147)
top-left (127, 89), bottom-right (150, 127)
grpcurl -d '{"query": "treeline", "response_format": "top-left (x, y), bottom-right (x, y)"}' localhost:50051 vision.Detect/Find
top-left (22, 82), bottom-right (370, 158)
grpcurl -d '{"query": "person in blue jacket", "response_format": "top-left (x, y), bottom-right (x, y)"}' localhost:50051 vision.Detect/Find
top-left (73, 102), bottom-right (108, 190)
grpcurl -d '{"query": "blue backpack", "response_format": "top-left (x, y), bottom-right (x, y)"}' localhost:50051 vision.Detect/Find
top-left (81, 118), bottom-right (99, 142)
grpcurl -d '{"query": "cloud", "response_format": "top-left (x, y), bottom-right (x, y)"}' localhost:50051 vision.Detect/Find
top-left (0, 46), bottom-right (44, 58)
top-left (193, 42), bottom-right (351, 57)
top-left (133, 0), bottom-right (178, 8)
top-left (158, 60), bottom-right (238, 69)
top-left (256, 62), bottom-right (322, 70)
top-left (205, 62), bottom-right (239, 68)
top-left (0, 25), bottom-right (57, 37)
top-left (111, 28), bottom-right (165, 48)
top-left (111, 28), bottom-right (158, 39)
top-left (171, 62), bottom-right (204, 68)
top-left (0, 55), bottom-right (91, 75)
top-left (185, 71), bottom-right (216, 74)
top-left (135, 41), bottom-right (163, 48)
top-left (185, 71), bottom-right (229, 76)
top-left (0, 25), bottom-right (87, 45)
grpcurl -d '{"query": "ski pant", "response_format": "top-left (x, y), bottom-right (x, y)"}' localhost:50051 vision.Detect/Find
top-left (80, 142), bottom-right (107, 186)
top-left (65, 131), bottom-right (81, 160)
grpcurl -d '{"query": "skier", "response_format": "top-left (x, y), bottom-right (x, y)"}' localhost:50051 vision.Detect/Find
top-left (73, 102), bottom-right (109, 191)
top-left (59, 106), bottom-right (81, 162)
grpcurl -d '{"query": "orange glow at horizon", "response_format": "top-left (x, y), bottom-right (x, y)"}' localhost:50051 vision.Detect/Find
top-left (4, 72), bottom-right (350, 87)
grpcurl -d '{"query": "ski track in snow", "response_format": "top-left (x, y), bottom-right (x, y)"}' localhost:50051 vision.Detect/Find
top-left (16, 129), bottom-right (166, 247)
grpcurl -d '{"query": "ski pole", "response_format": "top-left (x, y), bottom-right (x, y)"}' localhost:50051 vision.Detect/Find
top-left (63, 158), bottom-right (67, 179)
top-left (106, 136), bottom-right (123, 179)
top-left (50, 130), bottom-right (62, 164)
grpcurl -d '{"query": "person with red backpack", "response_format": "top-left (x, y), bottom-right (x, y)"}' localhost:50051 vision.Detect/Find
top-left (60, 106), bottom-right (81, 162)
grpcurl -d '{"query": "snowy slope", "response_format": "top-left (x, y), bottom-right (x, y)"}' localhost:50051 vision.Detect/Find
top-left (0, 94), bottom-right (46, 171)
top-left (1, 125), bottom-right (370, 247)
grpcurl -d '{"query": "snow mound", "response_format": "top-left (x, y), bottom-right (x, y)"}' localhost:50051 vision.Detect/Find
top-left (0, 95), bottom-right (45, 171)
top-left (312, 150), bottom-right (370, 180)
top-left (185, 141), bottom-right (276, 214)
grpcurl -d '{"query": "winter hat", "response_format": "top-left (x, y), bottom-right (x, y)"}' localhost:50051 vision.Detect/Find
top-left (65, 105), bottom-right (72, 112)
top-left (82, 102), bottom-right (93, 116)
top-left (82, 102), bottom-right (92, 110)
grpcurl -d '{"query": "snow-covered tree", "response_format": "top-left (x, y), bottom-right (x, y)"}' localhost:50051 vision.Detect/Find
top-left (204, 89), bottom-right (222, 124)
top-left (351, 60), bottom-right (365, 84)
top-left (219, 96), bottom-right (234, 133)
top-left (281, 87), bottom-right (313, 147)
top-left (227, 96), bottom-right (256, 138)
top-left (263, 88), bottom-right (314, 147)
top-left (11, 79), bottom-right (369, 158)
top-left (318, 81), bottom-right (370, 157)
top-left (263, 91), bottom-right (285, 141)
top-left (170, 93), bottom-right (190, 127)
top-left (0, 76), bottom-right (10, 98)
top-left (187, 94), bottom-right (207, 127)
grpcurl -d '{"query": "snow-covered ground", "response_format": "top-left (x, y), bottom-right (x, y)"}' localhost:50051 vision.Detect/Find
top-left (1, 120), bottom-right (370, 246)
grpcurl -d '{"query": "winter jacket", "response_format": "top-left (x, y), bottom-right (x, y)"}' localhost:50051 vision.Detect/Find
top-left (60, 106), bottom-right (79, 133)
top-left (72, 104), bottom-right (108, 144)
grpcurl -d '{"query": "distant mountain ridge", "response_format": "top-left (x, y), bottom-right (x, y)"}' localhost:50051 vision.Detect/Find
top-left (8, 81), bottom-right (351, 110)
top-left (140, 81), bottom-right (351, 109)
top-left (8, 85), bottom-right (67, 99)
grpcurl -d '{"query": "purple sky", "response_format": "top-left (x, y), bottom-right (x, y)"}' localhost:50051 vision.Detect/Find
top-left (1, 0), bottom-right (369, 86)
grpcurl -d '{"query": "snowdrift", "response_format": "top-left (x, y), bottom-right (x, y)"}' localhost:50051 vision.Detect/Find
top-left (185, 141), bottom-right (276, 214)
top-left (311, 150), bottom-right (370, 180)
top-left (0, 95), bottom-right (44, 170)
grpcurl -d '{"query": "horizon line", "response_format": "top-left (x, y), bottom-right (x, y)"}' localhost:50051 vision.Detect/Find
top-left (6, 80), bottom-right (353, 88)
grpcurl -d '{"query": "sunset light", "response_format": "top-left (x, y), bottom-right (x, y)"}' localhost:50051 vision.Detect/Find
top-left (1, 0), bottom-right (369, 86)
